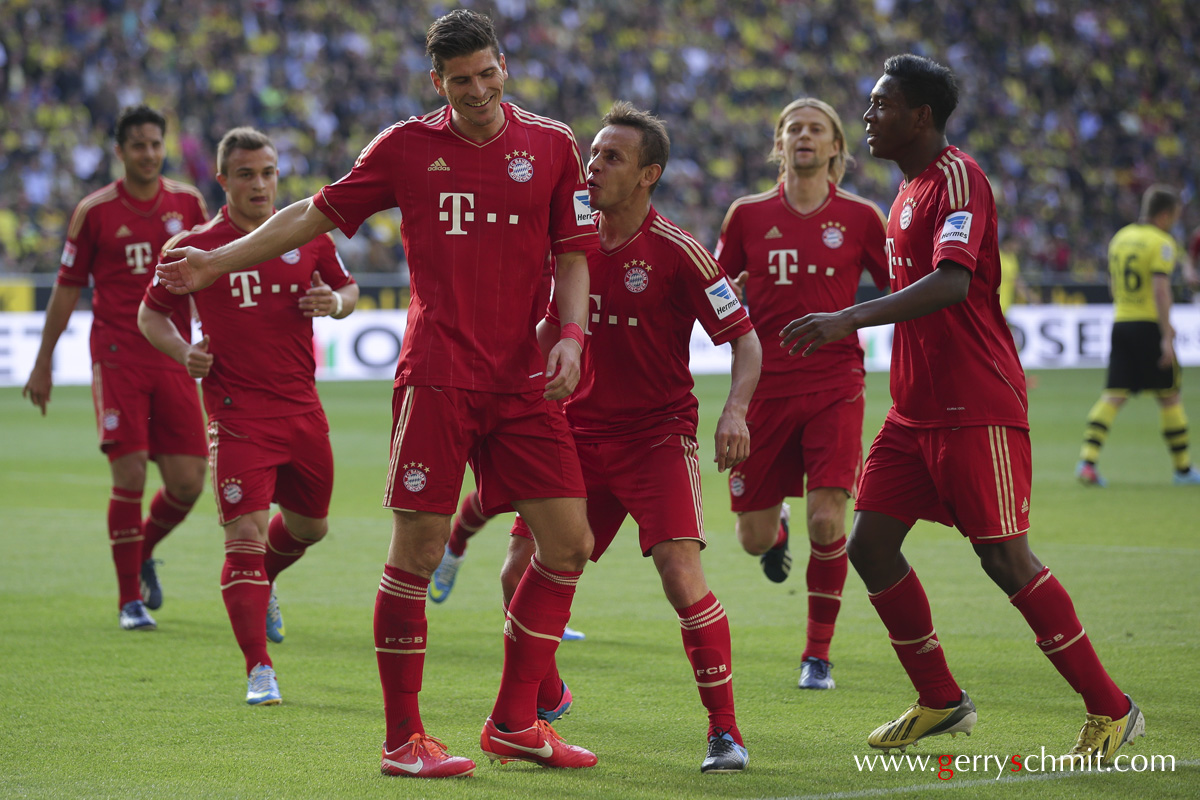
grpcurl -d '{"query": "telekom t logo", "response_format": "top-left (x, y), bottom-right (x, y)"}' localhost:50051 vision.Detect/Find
top-left (125, 242), bottom-right (153, 274)
top-left (439, 192), bottom-right (475, 235)
top-left (767, 249), bottom-right (799, 285)
top-left (229, 270), bottom-right (263, 308)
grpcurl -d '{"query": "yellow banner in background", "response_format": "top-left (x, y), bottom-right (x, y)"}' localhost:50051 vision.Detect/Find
top-left (0, 280), bottom-right (35, 311)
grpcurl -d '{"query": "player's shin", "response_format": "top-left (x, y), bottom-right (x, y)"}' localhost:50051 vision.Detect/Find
top-left (376, 565), bottom-right (429, 747)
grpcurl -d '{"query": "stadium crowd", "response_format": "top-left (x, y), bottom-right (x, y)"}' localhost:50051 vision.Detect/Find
top-left (1, 0), bottom-right (1195, 280)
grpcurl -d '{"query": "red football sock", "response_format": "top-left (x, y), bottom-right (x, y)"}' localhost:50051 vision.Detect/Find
top-left (869, 568), bottom-right (962, 708)
top-left (264, 513), bottom-right (316, 582)
top-left (803, 536), bottom-right (848, 662)
top-left (220, 539), bottom-right (271, 674)
top-left (1010, 567), bottom-right (1128, 718)
top-left (109, 487), bottom-right (144, 607)
top-left (491, 557), bottom-right (579, 730)
top-left (678, 592), bottom-right (741, 745)
top-left (375, 565), bottom-right (429, 748)
top-left (773, 521), bottom-right (787, 548)
top-left (448, 490), bottom-right (490, 557)
top-left (141, 488), bottom-right (195, 560)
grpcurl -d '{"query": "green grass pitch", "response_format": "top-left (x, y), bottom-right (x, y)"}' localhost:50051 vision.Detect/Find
top-left (2, 369), bottom-right (1197, 799)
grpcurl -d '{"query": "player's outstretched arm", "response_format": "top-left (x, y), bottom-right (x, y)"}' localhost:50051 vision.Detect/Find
top-left (138, 301), bottom-right (213, 378)
top-left (156, 198), bottom-right (337, 294)
top-left (781, 261), bottom-right (971, 357)
top-left (714, 330), bottom-right (761, 473)
top-left (544, 250), bottom-right (590, 401)
top-left (22, 283), bottom-right (82, 415)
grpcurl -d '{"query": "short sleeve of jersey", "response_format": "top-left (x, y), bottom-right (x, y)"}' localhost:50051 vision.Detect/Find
top-left (929, 160), bottom-right (993, 274)
top-left (312, 233), bottom-right (356, 290)
top-left (680, 256), bottom-right (753, 346)
top-left (713, 204), bottom-right (747, 279)
top-left (143, 275), bottom-right (189, 318)
top-left (1152, 236), bottom-right (1177, 275)
top-left (56, 201), bottom-right (97, 287)
top-left (546, 134), bottom-right (596, 256)
top-left (312, 125), bottom-right (403, 239)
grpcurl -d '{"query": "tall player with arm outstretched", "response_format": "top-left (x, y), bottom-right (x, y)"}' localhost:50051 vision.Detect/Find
top-left (783, 55), bottom-right (1142, 766)
top-left (23, 105), bottom-right (209, 631)
top-left (140, 127), bottom-right (358, 706)
top-left (157, 10), bottom-right (598, 778)
top-left (715, 98), bottom-right (888, 691)
top-left (499, 102), bottom-right (761, 772)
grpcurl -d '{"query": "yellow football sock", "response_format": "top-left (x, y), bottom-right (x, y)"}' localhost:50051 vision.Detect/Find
top-left (1161, 404), bottom-right (1190, 472)
top-left (1080, 398), bottom-right (1120, 464)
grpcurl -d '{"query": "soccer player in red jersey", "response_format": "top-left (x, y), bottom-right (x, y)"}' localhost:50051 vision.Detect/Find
top-left (23, 105), bottom-right (209, 632)
top-left (155, 10), bottom-right (597, 778)
top-left (782, 55), bottom-right (1143, 766)
top-left (715, 98), bottom-right (888, 690)
top-left (501, 101), bottom-right (761, 773)
top-left (139, 127), bottom-right (358, 707)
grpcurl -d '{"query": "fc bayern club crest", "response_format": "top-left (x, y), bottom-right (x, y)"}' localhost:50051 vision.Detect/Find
top-left (222, 481), bottom-right (243, 504)
top-left (402, 462), bottom-right (430, 493)
top-left (163, 212), bottom-right (184, 235)
top-left (899, 199), bottom-right (915, 230)
top-left (506, 150), bottom-right (535, 183)
top-left (821, 222), bottom-right (846, 249)
top-left (729, 474), bottom-right (746, 497)
top-left (281, 249), bottom-right (301, 264)
top-left (624, 266), bottom-right (649, 293)
top-left (103, 408), bottom-right (120, 431)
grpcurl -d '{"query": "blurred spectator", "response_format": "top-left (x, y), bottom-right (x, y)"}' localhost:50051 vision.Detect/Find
top-left (1, 0), bottom-right (1196, 283)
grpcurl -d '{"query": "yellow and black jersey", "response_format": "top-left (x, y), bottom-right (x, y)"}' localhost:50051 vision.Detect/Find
top-left (1108, 223), bottom-right (1176, 323)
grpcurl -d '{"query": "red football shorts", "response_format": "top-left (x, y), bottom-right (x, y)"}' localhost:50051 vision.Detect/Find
top-left (384, 385), bottom-right (585, 515)
top-left (511, 433), bottom-right (706, 561)
top-left (91, 361), bottom-right (207, 462)
top-left (208, 409), bottom-right (334, 525)
top-left (855, 419), bottom-right (1032, 542)
top-left (729, 389), bottom-right (864, 512)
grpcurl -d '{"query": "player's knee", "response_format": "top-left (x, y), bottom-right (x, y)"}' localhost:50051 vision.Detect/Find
top-left (167, 472), bottom-right (205, 504)
top-left (735, 516), bottom-right (772, 555)
top-left (291, 517), bottom-right (328, 543)
top-left (806, 508), bottom-right (843, 544)
top-left (110, 456), bottom-right (148, 491)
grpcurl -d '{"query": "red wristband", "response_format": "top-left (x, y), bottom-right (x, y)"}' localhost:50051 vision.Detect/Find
top-left (560, 322), bottom-right (585, 350)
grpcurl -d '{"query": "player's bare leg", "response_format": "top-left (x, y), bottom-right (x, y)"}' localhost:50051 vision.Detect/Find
top-left (481, 497), bottom-right (596, 768)
top-left (736, 502), bottom-right (792, 582)
top-left (138, 453), bottom-right (205, 610)
top-left (109, 451), bottom-right (154, 630)
top-left (652, 540), bottom-right (746, 772)
top-left (260, 507), bottom-right (329, 644)
top-left (376, 510), bottom-right (476, 777)
top-left (799, 487), bottom-right (849, 688)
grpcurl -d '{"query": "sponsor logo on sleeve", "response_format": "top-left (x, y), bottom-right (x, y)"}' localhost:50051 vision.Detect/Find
top-left (573, 191), bottom-right (592, 226)
top-left (705, 278), bottom-right (743, 320)
top-left (938, 211), bottom-right (973, 244)
top-left (1161, 243), bottom-right (1174, 262)
top-left (61, 241), bottom-right (77, 268)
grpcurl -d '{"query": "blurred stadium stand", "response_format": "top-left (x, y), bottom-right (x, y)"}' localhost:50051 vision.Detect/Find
top-left (0, 0), bottom-right (1195, 309)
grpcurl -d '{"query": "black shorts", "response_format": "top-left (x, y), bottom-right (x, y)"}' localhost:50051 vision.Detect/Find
top-left (1105, 321), bottom-right (1180, 394)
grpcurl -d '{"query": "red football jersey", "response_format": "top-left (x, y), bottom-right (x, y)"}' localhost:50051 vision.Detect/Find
top-left (884, 146), bottom-right (1027, 429)
top-left (57, 178), bottom-right (208, 367)
top-left (715, 182), bottom-right (888, 398)
top-left (550, 208), bottom-right (754, 442)
top-left (312, 103), bottom-right (599, 393)
top-left (144, 207), bottom-right (354, 421)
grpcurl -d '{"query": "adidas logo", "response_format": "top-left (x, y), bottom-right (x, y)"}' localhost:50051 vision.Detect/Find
top-left (428, 157), bottom-right (450, 172)
top-left (915, 637), bottom-right (941, 655)
top-left (115, 225), bottom-right (133, 238)
top-left (764, 226), bottom-right (783, 239)
top-left (1021, 497), bottom-right (1030, 513)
